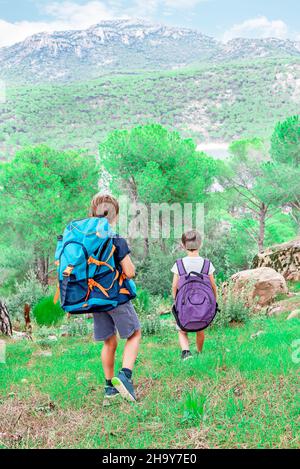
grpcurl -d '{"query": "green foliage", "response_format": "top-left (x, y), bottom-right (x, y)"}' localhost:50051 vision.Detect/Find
top-left (214, 286), bottom-right (254, 327)
top-left (0, 145), bottom-right (99, 283)
top-left (65, 318), bottom-right (91, 337)
top-left (264, 115), bottom-right (300, 226)
top-left (288, 281), bottom-right (300, 293)
top-left (100, 123), bottom-right (217, 203)
top-left (132, 287), bottom-right (151, 317)
top-left (265, 212), bottom-right (297, 246)
top-left (33, 296), bottom-right (65, 326)
top-left (6, 271), bottom-right (47, 321)
top-left (141, 315), bottom-right (162, 336)
top-left (181, 389), bottom-right (207, 424)
top-left (1, 59), bottom-right (299, 159)
top-left (137, 245), bottom-right (177, 296)
top-left (271, 115), bottom-right (300, 166)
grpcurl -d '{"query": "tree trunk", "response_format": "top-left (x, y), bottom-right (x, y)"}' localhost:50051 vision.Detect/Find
top-left (258, 203), bottom-right (267, 253)
top-left (0, 301), bottom-right (12, 337)
top-left (35, 256), bottom-right (49, 285)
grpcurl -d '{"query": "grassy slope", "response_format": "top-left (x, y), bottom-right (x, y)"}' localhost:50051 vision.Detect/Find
top-left (1, 315), bottom-right (299, 449)
top-left (1, 58), bottom-right (299, 159)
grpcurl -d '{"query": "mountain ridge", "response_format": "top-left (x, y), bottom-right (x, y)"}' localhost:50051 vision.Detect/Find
top-left (1, 19), bottom-right (299, 84)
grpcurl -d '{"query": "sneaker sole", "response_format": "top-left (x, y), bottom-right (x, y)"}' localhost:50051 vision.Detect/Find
top-left (182, 355), bottom-right (193, 361)
top-left (111, 377), bottom-right (136, 402)
top-left (103, 394), bottom-right (120, 407)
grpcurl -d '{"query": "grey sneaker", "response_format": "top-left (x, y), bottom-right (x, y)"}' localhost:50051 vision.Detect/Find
top-left (181, 350), bottom-right (193, 361)
top-left (112, 371), bottom-right (136, 402)
top-left (103, 385), bottom-right (119, 406)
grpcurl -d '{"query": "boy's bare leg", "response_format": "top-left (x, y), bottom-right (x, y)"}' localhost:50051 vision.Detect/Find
top-left (178, 330), bottom-right (190, 351)
top-left (196, 331), bottom-right (205, 353)
top-left (122, 329), bottom-right (141, 370)
top-left (101, 334), bottom-right (118, 379)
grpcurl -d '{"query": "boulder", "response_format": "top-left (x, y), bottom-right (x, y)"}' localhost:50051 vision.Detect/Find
top-left (229, 267), bottom-right (288, 307)
top-left (252, 238), bottom-right (300, 281)
top-left (267, 295), bottom-right (300, 316)
top-left (287, 309), bottom-right (300, 320)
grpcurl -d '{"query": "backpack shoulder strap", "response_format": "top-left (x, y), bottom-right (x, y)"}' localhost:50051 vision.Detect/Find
top-left (201, 258), bottom-right (210, 275)
top-left (176, 259), bottom-right (186, 276)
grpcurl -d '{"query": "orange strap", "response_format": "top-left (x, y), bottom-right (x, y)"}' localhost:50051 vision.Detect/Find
top-left (86, 279), bottom-right (109, 299)
top-left (105, 245), bottom-right (116, 262)
top-left (53, 284), bottom-right (60, 304)
top-left (120, 288), bottom-right (130, 295)
top-left (107, 270), bottom-right (119, 290)
top-left (119, 272), bottom-right (126, 287)
top-left (85, 269), bottom-right (121, 301)
top-left (88, 257), bottom-right (114, 271)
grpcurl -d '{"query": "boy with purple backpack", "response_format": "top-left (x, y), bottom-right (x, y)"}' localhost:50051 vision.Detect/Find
top-left (171, 230), bottom-right (217, 360)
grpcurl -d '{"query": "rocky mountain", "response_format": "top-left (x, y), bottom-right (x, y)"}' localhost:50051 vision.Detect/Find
top-left (0, 19), bottom-right (299, 84)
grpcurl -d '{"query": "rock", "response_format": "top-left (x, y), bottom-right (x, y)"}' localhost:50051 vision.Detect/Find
top-left (250, 330), bottom-right (265, 339)
top-left (12, 330), bottom-right (32, 341)
top-left (287, 309), bottom-right (300, 320)
top-left (267, 296), bottom-right (300, 316)
top-left (252, 238), bottom-right (300, 281)
top-left (229, 267), bottom-right (288, 307)
top-left (33, 350), bottom-right (52, 357)
top-left (47, 335), bottom-right (58, 341)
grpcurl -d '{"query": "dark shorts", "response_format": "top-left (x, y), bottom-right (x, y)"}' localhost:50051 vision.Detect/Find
top-left (93, 301), bottom-right (141, 341)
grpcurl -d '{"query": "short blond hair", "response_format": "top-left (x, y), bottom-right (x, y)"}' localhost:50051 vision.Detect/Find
top-left (90, 193), bottom-right (119, 224)
top-left (181, 230), bottom-right (202, 251)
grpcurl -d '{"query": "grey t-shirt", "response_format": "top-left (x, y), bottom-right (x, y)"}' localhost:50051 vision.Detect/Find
top-left (171, 256), bottom-right (215, 276)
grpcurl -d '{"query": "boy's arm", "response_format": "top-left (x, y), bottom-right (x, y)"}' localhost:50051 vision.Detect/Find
top-left (172, 273), bottom-right (179, 299)
top-left (120, 254), bottom-right (136, 279)
top-left (209, 274), bottom-right (217, 298)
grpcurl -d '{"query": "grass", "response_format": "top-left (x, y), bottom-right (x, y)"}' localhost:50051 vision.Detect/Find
top-left (0, 315), bottom-right (299, 449)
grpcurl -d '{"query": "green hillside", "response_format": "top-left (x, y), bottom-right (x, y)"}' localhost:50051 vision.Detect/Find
top-left (1, 58), bottom-right (299, 158)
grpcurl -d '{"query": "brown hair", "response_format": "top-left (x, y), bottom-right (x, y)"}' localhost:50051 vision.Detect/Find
top-left (181, 229), bottom-right (202, 251)
top-left (90, 193), bottom-right (119, 224)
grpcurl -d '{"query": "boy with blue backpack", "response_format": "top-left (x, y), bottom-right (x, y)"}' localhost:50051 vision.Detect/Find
top-left (171, 230), bottom-right (217, 360)
top-left (55, 194), bottom-right (141, 402)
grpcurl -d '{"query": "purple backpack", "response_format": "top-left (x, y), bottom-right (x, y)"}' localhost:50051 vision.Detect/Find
top-left (172, 258), bottom-right (218, 332)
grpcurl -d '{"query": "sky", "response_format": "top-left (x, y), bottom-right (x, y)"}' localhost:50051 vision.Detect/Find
top-left (0, 0), bottom-right (299, 47)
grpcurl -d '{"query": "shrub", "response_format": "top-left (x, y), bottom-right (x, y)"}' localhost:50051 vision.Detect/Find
top-left (66, 317), bottom-right (91, 337)
top-left (33, 296), bottom-right (65, 326)
top-left (141, 315), bottom-right (162, 336)
top-left (137, 245), bottom-right (177, 296)
top-left (6, 271), bottom-right (47, 321)
top-left (132, 287), bottom-right (151, 318)
top-left (214, 284), bottom-right (254, 327)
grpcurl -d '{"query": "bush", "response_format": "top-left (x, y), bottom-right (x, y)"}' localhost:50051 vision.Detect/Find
top-left (214, 285), bottom-right (254, 327)
top-left (6, 271), bottom-right (47, 321)
top-left (33, 296), bottom-right (65, 326)
top-left (141, 315), bottom-right (162, 336)
top-left (65, 317), bottom-right (92, 337)
top-left (132, 287), bottom-right (151, 318)
top-left (137, 245), bottom-right (177, 296)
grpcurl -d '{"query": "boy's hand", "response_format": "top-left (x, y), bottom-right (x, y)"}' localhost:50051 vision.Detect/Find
top-left (120, 255), bottom-right (136, 279)
top-left (209, 274), bottom-right (217, 298)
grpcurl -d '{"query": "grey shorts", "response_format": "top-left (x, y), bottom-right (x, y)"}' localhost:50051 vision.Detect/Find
top-left (93, 301), bottom-right (141, 341)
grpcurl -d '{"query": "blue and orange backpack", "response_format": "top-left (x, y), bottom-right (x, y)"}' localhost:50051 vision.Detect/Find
top-left (54, 217), bottom-right (136, 314)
